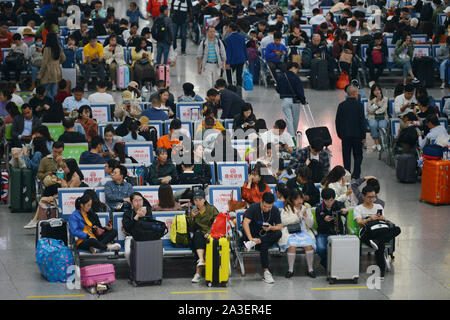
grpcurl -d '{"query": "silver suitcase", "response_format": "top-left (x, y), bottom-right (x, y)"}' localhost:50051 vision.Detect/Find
top-left (327, 235), bottom-right (360, 284)
top-left (129, 239), bottom-right (163, 286)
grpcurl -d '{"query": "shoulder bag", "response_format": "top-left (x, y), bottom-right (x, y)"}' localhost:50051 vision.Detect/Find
top-left (284, 73), bottom-right (302, 104)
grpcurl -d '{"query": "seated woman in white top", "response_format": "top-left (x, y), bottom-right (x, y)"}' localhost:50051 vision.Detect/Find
top-left (278, 189), bottom-right (317, 279)
top-left (321, 165), bottom-right (352, 205)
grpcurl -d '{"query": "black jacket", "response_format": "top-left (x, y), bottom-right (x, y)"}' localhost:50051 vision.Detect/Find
top-left (41, 101), bottom-right (65, 123)
top-left (172, 172), bottom-right (206, 185)
top-left (11, 115), bottom-right (42, 140)
top-left (335, 98), bottom-right (366, 140)
top-left (232, 113), bottom-right (257, 132)
top-left (276, 70), bottom-right (306, 104)
top-left (219, 89), bottom-right (246, 119)
top-left (58, 131), bottom-right (87, 143)
top-left (29, 96), bottom-right (54, 119)
top-left (122, 201), bottom-right (153, 239)
top-left (286, 178), bottom-right (320, 207)
top-left (315, 200), bottom-right (346, 235)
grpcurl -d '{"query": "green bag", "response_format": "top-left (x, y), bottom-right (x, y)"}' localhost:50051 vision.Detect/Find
top-left (9, 167), bottom-right (33, 212)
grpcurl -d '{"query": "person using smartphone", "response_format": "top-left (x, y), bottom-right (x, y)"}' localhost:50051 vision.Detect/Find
top-left (188, 189), bottom-right (219, 283)
top-left (104, 165), bottom-right (133, 212)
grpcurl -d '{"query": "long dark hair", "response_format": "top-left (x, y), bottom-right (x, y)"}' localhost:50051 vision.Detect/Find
top-left (321, 165), bottom-right (346, 187)
top-left (158, 183), bottom-right (175, 208)
top-left (113, 142), bottom-right (127, 163)
top-left (130, 191), bottom-right (152, 211)
top-left (83, 189), bottom-right (106, 213)
top-left (32, 137), bottom-right (50, 157)
top-left (32, 125), bottom-right (54, 142)
top-left (78, 105), bottom-right (93, 119)
top-left (65, 158), bottom-right (84, 182)
top-left (369, 84), bottom-right (383, 100)
top-left (134, 36), bottom-right (147, 51)
top-left (128, 120), bottom-right (140, 140)
top-left (250, 162), bottom-right (267, 193)
top-left (75, 193), bottom-right (91, 211)
top-left (284, 188), bottom-right (303, 211)
top-left (6, 102), bottom-right (20, 118)
top-left (45, 32), bottom-right (61, 60)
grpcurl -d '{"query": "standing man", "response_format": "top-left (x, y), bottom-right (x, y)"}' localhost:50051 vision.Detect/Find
top-left (152, 5), bottom-right (173, 65)
top-left (225, 23), bottom-right (248, 87)
top-left (197, 26), bottom-right (226, 87)
top-left (335, 85), bottom-right (366, 180)
top-left (171, 0), bottom-right (193, 56)
top-left (275, 62), bottom-right (306, 137)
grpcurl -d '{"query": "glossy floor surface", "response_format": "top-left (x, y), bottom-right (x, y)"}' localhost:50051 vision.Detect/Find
top-left (1, 25), bottom-right (449, 300)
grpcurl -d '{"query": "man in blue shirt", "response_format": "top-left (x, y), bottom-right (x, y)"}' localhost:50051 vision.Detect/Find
top-left (79, 136), bottom-right (106, 164)
top-left (11, 104), bottom-right (42, 147)
top-left (62, 86), bottom-right (89, 115)
top-left (265, 31), bottom-right (288, 77)
top-left (225, 23), bottom-right (248, 87)
top-left (140, 96), bottom-right (169, 121)
top-left (126, 2), bottom-right (147, 24)
top-left (104, 165), bottom-right (134, 211)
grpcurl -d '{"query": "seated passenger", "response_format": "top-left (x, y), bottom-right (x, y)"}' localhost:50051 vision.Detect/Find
top-left (351, 175), bottom-right (385, 207)
top-left (152, 183), bottom-right (183, 211)
top-left (43, 158), bottom-right (88, 197)
top-left (393, 83), bottom-right (417, 125)
top-left (315, 188), bottom-right (348, 269)
top-left (88, 80), bottom-right (115, 105)
top-left (415, 95), bottom-right (437, 136)
top-left (273, 182), bottom-right (289, 209)
top-left (232, 103), bottom-right (257, 132)
top-left (114, 90), bottom-right (142, 122)
top-left (173, 159), bottom-right (206, 185)
top-left (122, 119), bottom-right (146, 142)
top-left (286, 167), bottom-right (320, 207)
top-left (11, 137), bottom-right (49, 180)
top-left (139, 97), bottom-right (168, 122)
top-left (367, 84), bottom-right (388, 152)
top-left (62, 86), bottom-right (90, 115)
top-left (80, 136), bottom-right (106, 165)
top-left (265, 31), bottom-right (288, 76)
top-left (113, 142), bottom-right (138, 164)
top-left (104, 165), bottom-right (134, 211)
top-left (83, 33), bottom-right (106, 90)
top-left (99, 159), bottom-right (120, 187)
top-left (278, 189), bottom-right (317, 278)
top-left (11, 103), bottom-right (41, 147)
top-left (102, 125), bottom-right (119, 161)
top-left (58, 118), bottom-right (87, 143)
top-left (37, 141), bottom-right (66, 184)
top-left (69, 194), bottom-right (121, 254)
top-left (156, 118), bottom-right (182, 152)
top-left (195, 107), bottom-right (225, 135)
top-left (192, 144), bottom-right (212, 185)
top-left (178, 82), bottom-right (203, 102)
top-left (418, 114), bottom-right (448, 150)
top-left (321, 165), bottom-right (353, 205)
top-left (147, 147), bottom-right (178, 185)
top-left (76, 105), bottom-right (98, 142)
top-left (260, 119), bottom-right (294, 158)
top-left (241, 163), bottom-right (272, 205)
top-left (288, 136), bottom-right (330, 183)
top-left (188, 189), bottom-right (219, 283)
top-left (242, 192), bottom-right (282, 284)
top-left (354, 186), bottom-right (401, 280)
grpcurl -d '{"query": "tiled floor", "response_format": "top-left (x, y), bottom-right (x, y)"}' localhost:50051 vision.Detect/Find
top-left (0, 30), bottom-right (449, 300)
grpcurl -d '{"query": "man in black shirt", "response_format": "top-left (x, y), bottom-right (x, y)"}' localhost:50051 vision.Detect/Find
top-left (314, 188), bottom-right (348, 269)
top-left (286, 166), bottom-right (320, 207)
top-left (242, 192), bottom-right (282, 284)
top-left (173, 161), bottom-right (205, 185)
top-left (29, 86), bottom-right (54, 120)
top-left (58, 118), bottom-right (87, 143)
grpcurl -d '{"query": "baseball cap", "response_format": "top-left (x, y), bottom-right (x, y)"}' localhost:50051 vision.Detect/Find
top-left (193, 189), bottom-right (206, 200)
top-left (122, 90), bottom-right (132, 104)
top-left (22, 27), bottom-right (35, 36)
top-left (128, 81), bottom-right (139, 90)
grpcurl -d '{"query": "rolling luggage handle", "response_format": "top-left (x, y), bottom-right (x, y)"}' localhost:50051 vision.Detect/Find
top-left (302, 103), bottom-right (316, 128)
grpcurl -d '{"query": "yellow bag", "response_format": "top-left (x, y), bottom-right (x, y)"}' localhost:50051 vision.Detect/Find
top-left (170, 214), bottom-right (189, 247)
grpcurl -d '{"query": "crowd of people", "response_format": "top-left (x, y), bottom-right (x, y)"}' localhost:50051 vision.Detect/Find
top-left (1, 0), bottom-right (449, 286)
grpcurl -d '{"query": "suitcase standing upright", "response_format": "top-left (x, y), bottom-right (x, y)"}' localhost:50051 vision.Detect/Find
top-left (116, 64), bottom-right (130, 89)
top-left (420, 159), bottom-right (450, 205)
top-left (310, 59), bottom-right (329, 90)
top-left (9, 167), bottom-right (33, 212)
top-left (36, 218), bottom-right (69, 248)
top-left (156, 65), bottom-right (170, 87)
top-left (412, 56), bottom-right (435, 88)
top-left (129, 238), bottom-right (163, 286)
top-left (205, 236), bottom-right (229, 287)
top-left (327, 235), bottom-right (360, 284)
top-left (396, 153), bottom-right (417, 183)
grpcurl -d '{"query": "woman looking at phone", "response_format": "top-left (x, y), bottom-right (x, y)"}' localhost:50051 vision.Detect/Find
top-left (188, 189), bottom-right (219, 283)
top-left (232, 103), bottom-right (257, 132)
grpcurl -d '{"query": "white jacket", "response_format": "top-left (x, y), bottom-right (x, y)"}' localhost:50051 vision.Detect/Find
top-left (419, 125), bottom-right (448, 149)
top-left (327, 181), bottom-right (351, 204)
top-left (278, 205), bottom-right (315, 248)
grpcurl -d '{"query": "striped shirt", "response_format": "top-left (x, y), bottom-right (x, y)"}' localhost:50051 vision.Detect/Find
top-left (207, 39), bottom-right (218, 62)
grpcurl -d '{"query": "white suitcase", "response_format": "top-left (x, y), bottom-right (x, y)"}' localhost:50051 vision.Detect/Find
top-left (327, 235), bottom-right (360, 284)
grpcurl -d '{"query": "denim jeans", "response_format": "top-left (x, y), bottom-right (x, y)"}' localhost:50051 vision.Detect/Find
top-left (172, 22), bottom-right (187, 53)
top-left (368, 118), bottom-right (387, 139)
top-left (282, 98), bottom-right (301, 137)
top-left (31, 66), bottom-right (39, 82)
top-left (156, 42), bottom-right (171, 65)
top-left (439, 59), bottom-right (448, 80)
top-left (398, 58), bottom-right (412, 78)
top-left (45, 82), bottom-right (58, 100)
top-left (316, 233), bottom-right (330, 268)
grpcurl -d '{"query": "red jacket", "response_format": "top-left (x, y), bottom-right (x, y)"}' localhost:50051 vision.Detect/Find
top-left (147, 0), bottom-right (168, 18)
top-left (241, 182), bottom-right (271, 204)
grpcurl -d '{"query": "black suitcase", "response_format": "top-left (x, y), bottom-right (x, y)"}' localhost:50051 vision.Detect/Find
top-left (35, 218), bottom-right (69, 248)
top-left (396, 153), bottom-right (417, 183)
top-left (306, 127), bottom-right (332, 147)
top-left (129, 239), bottom-right (163, 286)
top-left (310, 59), bottom-right (329, 90)
top-left (412, 57), bottom-right (435, 88)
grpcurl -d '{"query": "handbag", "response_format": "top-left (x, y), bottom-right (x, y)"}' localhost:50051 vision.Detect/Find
top-left (336, 71), bottom-right (350, 89)
top-left (374, 113), bottom-right (385, 121)
top-left (136, 216), bottom-right (168, 241)
top-left (136, 57), bottom-right (150, 65)
top-left (339, 51), bottom-right (353, 64)
top-left (227, 190), bottom-right (247, 212)
top-left (287, 223), bottom-right (301, 234)
top-left (371, 50), bottom-right (383, 65)
top-left (5, 52), bottom-right (25, 69)
top-left (284, 73), bottom-right (302, 103)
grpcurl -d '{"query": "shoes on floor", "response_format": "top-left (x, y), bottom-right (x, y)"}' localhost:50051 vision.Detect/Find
top-left (107, 243), bottom-right (121, 251)
top-left (192, 273), bottom-right (202, 283)
top-left (23, 220), bottom-right (37, 229)
top-left (412, 77), bottom-right (420, 84)
top-left (263, 270), bottom-right (275, 284)
top-left (285, 271), bottom-right (294, 278)
top-left (307, 271), bottom-right (316, 278)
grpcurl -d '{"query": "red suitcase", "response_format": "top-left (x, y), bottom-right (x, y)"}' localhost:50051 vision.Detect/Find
top-left (156, 64), bottom-right (170, 88)
top-left (420, 160), bottom-right (450, 205)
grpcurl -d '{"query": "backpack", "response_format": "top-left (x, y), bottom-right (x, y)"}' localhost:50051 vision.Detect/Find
top-left (170, 214), bottom-right (189, 247)
top-left (152, 17), bottom-right (168, 42)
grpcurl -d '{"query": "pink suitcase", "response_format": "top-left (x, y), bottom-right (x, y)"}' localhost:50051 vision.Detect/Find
top-left (80, 264), bottom-right (116, 287)
top-left (116, 65), bottom-right (130, 89)
top-left (156, 65), bottom-right (170, 87)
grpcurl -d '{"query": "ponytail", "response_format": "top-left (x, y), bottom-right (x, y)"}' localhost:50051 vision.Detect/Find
top-left (75, 194), bottom-right (91, 211)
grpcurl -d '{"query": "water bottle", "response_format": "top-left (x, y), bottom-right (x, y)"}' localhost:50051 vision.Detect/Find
top-left (56, 168), bottom-right (64, 180)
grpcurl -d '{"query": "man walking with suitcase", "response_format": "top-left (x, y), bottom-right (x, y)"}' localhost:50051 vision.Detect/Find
top-left (335, 85), bottom-right (366, 180)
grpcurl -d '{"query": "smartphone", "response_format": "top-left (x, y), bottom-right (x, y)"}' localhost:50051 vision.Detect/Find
top-left (262, 222), bottom-right (269, 227)
top-left (377, 209), bottom-right (383, 216)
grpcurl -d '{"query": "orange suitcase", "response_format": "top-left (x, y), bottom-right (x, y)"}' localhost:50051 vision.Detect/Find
top-left (420, 160), bottom-right (450, 205)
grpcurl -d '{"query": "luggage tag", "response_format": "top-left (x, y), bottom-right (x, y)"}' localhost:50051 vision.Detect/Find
top-left (49, 219), bottom-right (63, 228)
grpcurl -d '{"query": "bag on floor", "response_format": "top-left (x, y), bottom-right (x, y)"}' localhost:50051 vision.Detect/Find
top-left (168, 46), bottom-right (178, 67)
top-left (80, 264), bottom-right (116, 288)
top-left (116, 65), bottom-right (130, 89)
top-left (242, 67), bottom-right (254, 91)
top-left (422, 144), bottom-right (444, 160)
top-left (327, 235), bottom-right (359, 284)
top-left (37, 202), bottom-right (58, 221)
top-left (396, 153), bottom-right (417, 183)
top-left (36, 218), bottom-right (69, 247)
top-left (420, 159), bottom-right (450, 205)
top-left (170, 214), bottom-right (189, 247)
top-left (156, 64), bottom-right (170, 88)
top-left (336, 71), bottom-right (350, 89)
top-left (36, 238), bottom-right (74, 283)
top-left (129, 238), bottom-right (163, 286)
top-left (205, 236), bottom-right (229, 287)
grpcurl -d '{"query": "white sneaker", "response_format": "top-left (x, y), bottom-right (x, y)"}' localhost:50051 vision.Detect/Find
top-left (440, 83), bottom-right (445, 89)
top-left (16, 84), bottom-right (21, 92)
top-left (263, 271), bottom-right (275, 284)
top-left (371, 144), bottom-right (378, 151)
top-left (112, 84), bottom-right (117, 91)
top-left (376, 144), bottom-right (382, 151)
top-left (196, 259), bottom-right (205, 267)
top-left (412, 77), bottom-right (420, 84)
top-left (89, 247), bottom-right (99, 254)
top-left (191, 273), bottom-right (202, 283)
top-left (107, 243), bottom-right (121, 251)
top-left (23, 220), bottom-right (37, 229)
top-left (244, 240), bottom-right (256, 252)
top-left (369, 240), bottom-right (378, 251)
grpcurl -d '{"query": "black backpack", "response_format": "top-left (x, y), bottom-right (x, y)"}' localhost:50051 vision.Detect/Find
top-left (152, 17), bottom-right (168, 42)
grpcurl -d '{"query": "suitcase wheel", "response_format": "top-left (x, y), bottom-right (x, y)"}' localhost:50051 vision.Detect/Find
top-left (353, 278), bottom-right (359, 284)
top-left (156, 280), bottom-right (162, 285)
top-left (207, 282), bottom-right (212, 287)
top-left (328, 278), bottom-right (336, 284)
